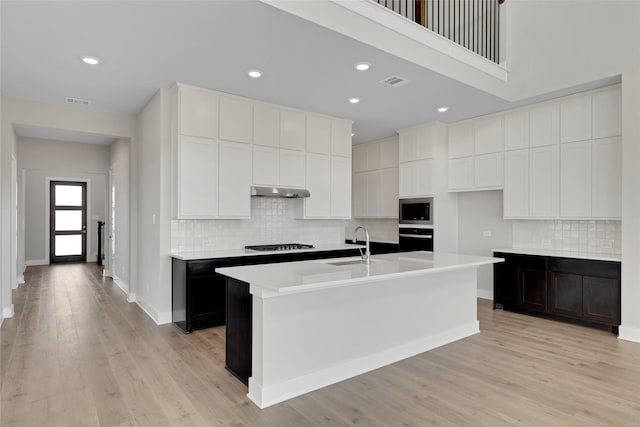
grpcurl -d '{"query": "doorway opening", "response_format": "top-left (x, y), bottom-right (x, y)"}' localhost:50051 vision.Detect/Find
top-left (49, 180), bottom-right (87, 263)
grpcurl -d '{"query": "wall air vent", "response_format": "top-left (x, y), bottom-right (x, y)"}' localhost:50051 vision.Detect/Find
top-left (379, 75), bottom-right (411, 87)
top-left (65, 97), bottom-right (91, 106)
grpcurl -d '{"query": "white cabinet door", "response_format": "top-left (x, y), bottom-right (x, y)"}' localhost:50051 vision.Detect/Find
top-left (352, 172), bottom-right (367, 218)
top-left (447, 122), bottom-right (473, 159)
top-left (560, 141), bottom-right (592, 217)
top-left (399, 128), bottom-right (418, 163)
top-left (504, 110), bottom-right (529, 151)
top-left (503, 149), bottom-right (529, 218)
top-left (592, 88), bottom-right (622, 139)
top-left (304, 154), bottom-right (331, 217)
top-left (365, 171), bottom-right (381, 217)
top-left (177, 135), bottom-right (218, 218)
top-left (352, 144), bottom-right (367, 173)
top-left (379, 168), bottom-right (399, 218)
top-left (280, 110), bottom-right (306, 151)
top-left (474, 116), bottom-right (503, 154)
top-left (253, 104), bottom-right (279, 147)
top-left (529, 145), bottom-right (559, 218)
top-left (379, 138), bottom-right (399, 169)
top-left (219, 97), bottom-right (253, 143)
top-left (331, 120), bottom-right (352, 157)
top-left (218, 141), bottom-right (251, 217)
top-left (252, 145), bottom-right (279, 186)
top-left (592, 137), bottom-right (622, 218)
top-left (416, 160), bottom-right (434, 196)
top-left (330, 156), bottom-right (351, 218)
top-left (365, 142), bottom-right (381, 171)
top-left (529, 103), bottom-right (559, 147)
top-left (279, 149), bottom-right (306, 188)
top-left (399, 164), bottom-right (417, 197)
top-left (180, 87), bottom-right (218, 139)
top-left (448, 157), bottom-right (474, 191)
top-left (475, 153), bottom-right (503, 189)
top-left (306, 115), bottom-right (331, 154)
top-left (560, 95), bottom-right (591, 143)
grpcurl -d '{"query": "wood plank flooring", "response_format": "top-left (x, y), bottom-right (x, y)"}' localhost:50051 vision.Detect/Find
top-left (2, 262), bottom-right (640, 426)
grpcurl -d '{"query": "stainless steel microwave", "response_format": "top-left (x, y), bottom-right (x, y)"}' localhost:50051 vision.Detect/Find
top-left (399, 198), bottom-right (433, 225)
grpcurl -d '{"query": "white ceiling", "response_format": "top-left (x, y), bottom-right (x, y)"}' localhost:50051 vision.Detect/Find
top-left (0, 1), bottom-right (618, 144)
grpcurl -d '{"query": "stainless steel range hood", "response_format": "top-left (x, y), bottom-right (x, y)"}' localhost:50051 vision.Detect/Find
top-left (251, 186), bottom-right (310, 198)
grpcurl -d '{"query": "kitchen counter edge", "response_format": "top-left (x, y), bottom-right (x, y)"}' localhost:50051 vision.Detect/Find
top-left (493, 247), bottom-right (621, 262)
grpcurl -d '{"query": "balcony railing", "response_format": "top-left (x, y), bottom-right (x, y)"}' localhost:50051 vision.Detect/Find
top-left (373, 0), bottom-right (504, 63)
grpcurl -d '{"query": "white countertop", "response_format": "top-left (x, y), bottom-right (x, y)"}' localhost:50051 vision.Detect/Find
top-left (217, 251), bottom-right (503, 295)
top-left (171, 243), bottom-right (365, 260)
top-left (493, 247), bottom-right (621, 262)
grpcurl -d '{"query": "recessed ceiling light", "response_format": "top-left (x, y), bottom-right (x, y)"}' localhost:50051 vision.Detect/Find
top-left (354, 62), bottom-right (371, 71)
top-left (437, 106), bottom-right (449, 113)
top-left (81, 56), bottom-right (101, 65)
top-left (349, 98), bottom-right (360, 104)
top-left (247, 69), bottom-right (263, 78)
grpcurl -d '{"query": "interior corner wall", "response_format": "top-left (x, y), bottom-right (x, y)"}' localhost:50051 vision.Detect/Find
top-left (1, 99), bottom-right (15, 319)
top-left (457, 190), bottom-right (513, 299)
top-left (431, 122), bottom-right (458, 253)
top-left (109, 139), bottom-right (131, 292)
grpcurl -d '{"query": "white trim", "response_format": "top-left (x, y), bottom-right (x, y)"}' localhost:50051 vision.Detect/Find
top-left (3, 304), bottom-right (15, 319)
top-left (477, 289), bottom-right (494, 300)
top-left (127, 293), bottom-right (136, 303)
top-left (112, 275), bottom-right (128, 295)
top-left (103, 268), bottom-right (113, 278)
top-left (618, 325), bottom-right (640, 343)
top-left (135, 296), bottom-right (172, 325)
top-left (25, 259), bottom-right (49, 266)
top-left (332, 0), bottom-right (508, 81)
top-left (248, 321), bottom-right (479, 409)
top-left (44, 177), bottom-right (92, 263)
top-left (17, 275), bottom-right (25, 285)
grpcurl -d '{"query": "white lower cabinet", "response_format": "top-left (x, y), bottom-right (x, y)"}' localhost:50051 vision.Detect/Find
top-left (503, 149), bottom-right (529, 218)
top-left (560, 140), bottom-right (591, 218)
top-left (529, 145), bottom-right (559, 218)
top-left (592, 137), bottom-right (622, 218)
top-left (330, 156), bottom-right (351, 218)
top-left (176, 135), bottom-right (219, 218)
top-left (399, 159), bottom-right (433, 197)
top-left (218, 141), bottom-right (251, 218)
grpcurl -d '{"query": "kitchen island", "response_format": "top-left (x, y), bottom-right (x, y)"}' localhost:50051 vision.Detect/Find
top-left (217, 251), bottom-right (503, 408)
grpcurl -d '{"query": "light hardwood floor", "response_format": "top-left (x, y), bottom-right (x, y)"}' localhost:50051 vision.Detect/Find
top-left (2, 263), bottom-right (640, 426)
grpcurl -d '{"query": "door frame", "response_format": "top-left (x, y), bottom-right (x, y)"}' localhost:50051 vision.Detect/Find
top-left (45, 177), bottom-right (92, 263)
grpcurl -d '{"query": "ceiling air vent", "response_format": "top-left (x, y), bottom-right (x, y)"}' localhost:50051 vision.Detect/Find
top-left (379, 75), bottom-right (411, 87)
top-left (65, 97), bottom-right (91, 106)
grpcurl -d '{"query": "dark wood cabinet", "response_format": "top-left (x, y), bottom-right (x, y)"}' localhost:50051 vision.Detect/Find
top-left (494, 252), bottom-right (620, 332)
top-left (225, 278), bottom-right (252, 384)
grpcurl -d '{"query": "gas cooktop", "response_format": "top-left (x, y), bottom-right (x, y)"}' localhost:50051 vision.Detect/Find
top-left (244, 243), bottom-right (315, 252)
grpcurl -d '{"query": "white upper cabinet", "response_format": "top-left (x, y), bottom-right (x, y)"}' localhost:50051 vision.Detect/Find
top-left (218, 140), bottom-right (251, 218)
top-left (529, 145), bottom-right (559, 218)
top-left (379, 168), bottom-right (399, 218)
top-left (560, 95), bottom-right (591, 143)
top-left (352, 173), bottom-right (367, 218)
top-left (592, 137), bottom-right (622, 218)
top-left (306, 115), bottom-right (331, 154)
top-left (560, 141), bottom-right (591, 218)
top-left (331, 120), bottom-right (353, 157)
top-left (474, 153), bottom-right (503, 189)
top-left (253, 104), bottom-right (280, 147)
top-left (592, 87), bottom-right (622, 139)
top-left (279, 149), bottom-right (305, 188)
top-left (352, 136), bottom-right (398, 218)
top-left (399, 160), bottom-right (433, 198)
top-left (352, 144), bottom-right (367, 173)
top-left (474, 116), bottom-right (503, 154)
top-left (379, 137), bottom-right (399, 169)
top-left (504, 110), bottom-right (529, 151)
top-left (503, 149), bottom-right (529, 218)
top-left (330, 156), bottom-right (352, 218)
top-left (447, 122), bottom-right (474, 158)
top-left (180, 87), bottom-right (218, 139)
top-left (529, 103), bottom-right (559, 147)
top-left (280, 110), bottom-right (306, 151)
top-left (252, 145), bottom-right (279, 186)
top-left (303, 154), bottom-right (331, 218)
top-left (177, 135), bottom-right (219, 218)
top-left (365, 142), bottom-right (381, 171)
top-left (447, 157), bottom-right (474, 191)
top-left (399, 126), bottom-right (432, 162)
top-left (219, 97), bottom-right (253, 143)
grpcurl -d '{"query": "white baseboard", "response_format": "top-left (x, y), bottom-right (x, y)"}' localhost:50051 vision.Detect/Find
top-left (127, 293), bottom-right (136, 303)
top-left (17, 275), bottom-right (25, 285)
top-left (135, 297), bottom-right (172, 326)
top-left (3, 304), bottom-right (15, 319)
top-left (248, 321), bottom-right (480, 409)
top-left (103, 268), bottom-right (113, 278)
top-left (112, 276), bottom-right (128, 295)
top-left (618, 325), bottom-right (640, 343)
top-left (25, 259), bottom-right (48, 266)
top-left (477, 289), bottom-right (493, 300)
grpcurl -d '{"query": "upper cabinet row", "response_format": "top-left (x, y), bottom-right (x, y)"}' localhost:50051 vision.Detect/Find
top-left (174, 84), bottom-right (353, 220)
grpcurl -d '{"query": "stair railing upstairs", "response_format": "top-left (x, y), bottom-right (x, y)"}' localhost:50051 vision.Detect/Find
top-left (373, 0), bottom-right (505, 64)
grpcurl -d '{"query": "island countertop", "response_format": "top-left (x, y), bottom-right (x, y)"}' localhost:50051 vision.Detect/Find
top-left (217, 251), bottom-right (503, 296)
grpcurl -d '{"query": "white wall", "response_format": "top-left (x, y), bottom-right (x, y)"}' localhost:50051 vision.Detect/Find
top-left (457, 191), bottom-right (513, 299)
top-left (108, 139), bottom-right (131, 294)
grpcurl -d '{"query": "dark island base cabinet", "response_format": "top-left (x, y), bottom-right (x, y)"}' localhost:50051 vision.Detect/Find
top-left (494, 252), bottom-right (621, 333)
top-left (225, 278), bottom-right (252, 385)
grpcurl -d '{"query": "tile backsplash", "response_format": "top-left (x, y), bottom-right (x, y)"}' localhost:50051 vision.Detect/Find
top-left (171, 198), bottom-right (347, 252)
top-left (512, 220), bottom-right (621, 254)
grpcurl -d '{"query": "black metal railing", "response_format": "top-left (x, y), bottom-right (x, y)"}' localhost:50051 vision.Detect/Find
top-left (374, 0), bottom-right (504, 63)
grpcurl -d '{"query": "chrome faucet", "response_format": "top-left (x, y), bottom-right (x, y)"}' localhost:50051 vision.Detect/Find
top-left (352, 226), bottom-right (371, 264)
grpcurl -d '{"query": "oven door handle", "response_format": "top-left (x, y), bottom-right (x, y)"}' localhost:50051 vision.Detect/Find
top-left (399, 234), bottom-right (433, 239)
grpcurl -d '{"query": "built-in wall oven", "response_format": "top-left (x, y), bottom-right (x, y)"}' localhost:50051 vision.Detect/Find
top-left (399, 197), bottom-right (433, 225)
top-left (398, 227), bottom-right (433, 252)
top-left (398, 198), bottom-right (434, 251)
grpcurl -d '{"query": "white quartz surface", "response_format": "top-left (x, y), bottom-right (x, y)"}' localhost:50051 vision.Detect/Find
top-left (170, 243), bottom-right (365, 260)
top-left (217, 251), bottom-right (502, 295)
top-left (493, 247), bottom-right (621, 262)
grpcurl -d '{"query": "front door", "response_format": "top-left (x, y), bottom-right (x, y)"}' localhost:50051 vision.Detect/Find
top-left (50, 181), bottom-right (87, 263)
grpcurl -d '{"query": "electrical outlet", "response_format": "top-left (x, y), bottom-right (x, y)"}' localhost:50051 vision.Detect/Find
top-left (602, 240), bottom-right (614, 249)
top-left (482, 231), bottom-right (492, 237)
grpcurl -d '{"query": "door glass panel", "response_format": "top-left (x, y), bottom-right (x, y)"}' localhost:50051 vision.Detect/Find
top-left (55, 235), bottom-right (82, 256)
top-left (55, 185), bottom-right (82, 206)
top-left (55, 210), bottom-right (82, 231)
